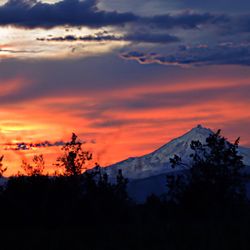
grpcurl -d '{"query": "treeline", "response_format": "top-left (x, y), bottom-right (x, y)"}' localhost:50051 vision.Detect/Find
top-left (0, 131), bottom-right (250, 250)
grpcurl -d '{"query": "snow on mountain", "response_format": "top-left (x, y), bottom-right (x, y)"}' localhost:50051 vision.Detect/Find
top-left (102, 125), bottom-right (250, 181)
top-left (239, 146), bottom-right (250, 167)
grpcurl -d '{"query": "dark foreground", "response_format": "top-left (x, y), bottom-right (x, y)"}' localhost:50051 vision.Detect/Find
top-left (0, 173), bottom-right (250, 250)
top-left (1, 131), bottom-right (250, 250)
top-left (2, 216), bottom-right (250, 250)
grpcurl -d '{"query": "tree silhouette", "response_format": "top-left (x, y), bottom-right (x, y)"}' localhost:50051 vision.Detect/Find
top-left (56, 133), bottom-right (92, 176)
top-left (21, 154), bottom-right (45, 176)
top-left (168, 130), bottom-right (246, 207)
top-left (115, 169), bottom-right (129, 201)
top-left (0, 155), bottom-right (7, 178)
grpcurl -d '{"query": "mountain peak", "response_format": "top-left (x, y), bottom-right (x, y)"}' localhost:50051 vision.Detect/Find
top-left (188, 124), bottom-right (214, 137)
top-left (101, 125), bottom-right (250, 202)
top-left (102, 125), bottom-right (250, 183)
top-left (192, 124), bottom-right (210, 131)
top-left (196, 124), bottom-right (204, 129)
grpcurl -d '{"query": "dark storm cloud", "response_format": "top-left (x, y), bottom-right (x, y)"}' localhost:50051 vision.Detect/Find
top-left (37, 32), bottom-right (180, 44)
top-left (175, 0), bottom-right (250, 13)
top-left (0, 0), bottom-right (228, 29)
top-left (237, 14), bottom-right (250, 33)
top-left (143, 11), bottom-right (229, 29)
top-left (101, 0), bottom-right (250, 14)
top-left (0, 0), bottom-right (137, 28)
top-left (120, 43), bottom-right (250, 67)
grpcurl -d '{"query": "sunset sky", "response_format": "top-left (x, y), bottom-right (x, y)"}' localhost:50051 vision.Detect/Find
top-left (0, 0), bottom-right (250, 175)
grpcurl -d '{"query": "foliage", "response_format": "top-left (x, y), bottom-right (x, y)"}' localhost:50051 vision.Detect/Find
top-left (168, 130), bottom-right (246, 208)
top-left (56, 133), bottom-right (92, 176)
top-left (0, 155), bottom-right (7, 177)
top-left (21, 154), bottom-right (45, 176)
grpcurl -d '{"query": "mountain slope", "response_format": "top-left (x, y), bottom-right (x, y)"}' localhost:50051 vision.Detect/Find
top-left (103, 125), bottom-right (250, 180)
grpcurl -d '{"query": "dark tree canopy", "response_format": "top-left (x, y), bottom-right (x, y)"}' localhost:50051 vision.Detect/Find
top-left (168, 130), bottom-right (246, 208)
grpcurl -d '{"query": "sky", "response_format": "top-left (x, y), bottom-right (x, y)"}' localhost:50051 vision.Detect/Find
top-left (0, 0), bottom-right (250, 175)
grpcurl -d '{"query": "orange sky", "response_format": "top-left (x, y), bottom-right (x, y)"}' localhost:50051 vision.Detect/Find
top-left (1, 71), bottom-right (250, 176)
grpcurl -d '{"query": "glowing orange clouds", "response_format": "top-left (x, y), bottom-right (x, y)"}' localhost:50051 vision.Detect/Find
top-left (0, 71), bottom-right (250, 176)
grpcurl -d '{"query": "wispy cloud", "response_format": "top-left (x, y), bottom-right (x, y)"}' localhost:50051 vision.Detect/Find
top-left (3, 140), bottom-right (66, 151)
top-left (120, 43), bottom-right (250, 67)
top-left (37, 31), bottom-right (180, 44)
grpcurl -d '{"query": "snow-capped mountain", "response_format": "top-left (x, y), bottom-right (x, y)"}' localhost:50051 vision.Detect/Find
top-left (103, 125), bottom-right (250, 181)
top-left (97, 124), bottom-right (250, 202)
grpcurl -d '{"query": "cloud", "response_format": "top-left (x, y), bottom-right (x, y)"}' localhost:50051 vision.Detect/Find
top-left (1, 53), bottom-right (250, 108)
top-left (77, 81), bottom-right (250, 133)
top-left (174, 0), bottom-right (250, 13)
top-left (37, 31), bottom-right (180, 44)
top-left (0, 48), bottom-right (43, 54)
top-left (126, 84), bottom-right (250, 109)
top-left (0, 0), bottom-right (228, 29)
top-left (143, 11), bottom-right (229, 29)
top-left (37, 32), bottom-right (120, 42)
top-left (0, 0), bottom-right (249, 62)
top-left (120, 43), bottom-right (250, 67)
top-left (120, 85), bottom-right (249, 111)
top-left (219, 118), bottom-right (250, 147)
top-left (0, 0), bottom-right (137, 28)
top-left (0, 0), bottom-right (241, 61)
top-left (0, 53), bottom-right (250, 169)
top-left (3, 140), bottom-right (66, 151)
top-left (3, 138), bottom-right (98, 151)
top-left (0, 54), bottom-right (169, 106)
top-left (90, 115), bottom-right (222, 129)
top-left (101, 0), bottom-right (250, 17)
top-left (236, 14), bottom-right (250, 33)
